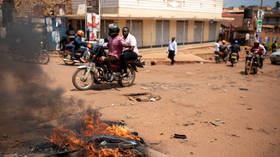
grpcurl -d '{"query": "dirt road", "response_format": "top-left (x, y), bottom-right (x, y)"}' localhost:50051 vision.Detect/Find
top-left (39, 57), bottom-right (280, 157)
top-left (1, 54), bottom-right (280, 157)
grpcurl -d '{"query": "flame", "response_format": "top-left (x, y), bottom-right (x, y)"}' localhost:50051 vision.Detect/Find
top-left (48, 111), bottom-right (140, 156)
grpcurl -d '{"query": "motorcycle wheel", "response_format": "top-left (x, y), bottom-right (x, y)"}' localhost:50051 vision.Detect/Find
top-left (215, 56), bottom-right (219, 63)
top-left (38, 51), bottom-right (50, 64)
top-left (72, 68), bottom-right (95, 90)
top-left (245, 60), bottom-right (250, 75)
top-left (252, 66), bottom-right (258, 74)
top-left (231, 59), bottom-right (235, 67)
top-left (118, 65), bottom-right (136, 87)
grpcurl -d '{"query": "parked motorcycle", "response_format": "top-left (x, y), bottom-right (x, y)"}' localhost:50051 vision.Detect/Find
top-left (245, 50), bottom-right (259, 75)
top-left (72, 46), bottom-right (144, 90)
top-left (229, 52), bottom-right (238, 67)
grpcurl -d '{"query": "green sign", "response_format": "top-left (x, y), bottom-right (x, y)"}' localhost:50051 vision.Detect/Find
top-left (257, 20), bottom-right (262, 33)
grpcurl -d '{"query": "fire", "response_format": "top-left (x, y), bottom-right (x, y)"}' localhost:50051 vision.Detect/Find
top-left (48, 110), bottom-right (140, 156)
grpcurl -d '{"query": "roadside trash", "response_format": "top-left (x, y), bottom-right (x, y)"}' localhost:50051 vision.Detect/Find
top-left (231, 134), bottom-right (240, 137)
top-left (173, 134), bottom-right (187, 139)
top-left (183, 123), bottom-right (195, 127)
top-left (150, 98), bottom-right (156, 102)
top-left (210, 122), bottom-right (219, 126)
top-left (239, 88), bottom-right (249, 91)
top-left (247, 107), bottom-right (253, 110)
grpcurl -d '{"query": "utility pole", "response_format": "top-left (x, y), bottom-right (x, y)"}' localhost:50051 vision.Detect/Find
top-left (261, 0), bottom-right (263, 9)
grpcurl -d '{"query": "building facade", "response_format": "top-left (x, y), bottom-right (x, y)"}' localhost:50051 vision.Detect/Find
top-left (100, 0), bottom-right (224, 48)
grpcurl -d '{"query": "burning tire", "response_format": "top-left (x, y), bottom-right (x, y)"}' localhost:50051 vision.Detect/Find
top-left (72, 68), bottom-right (95, 90)
top-left (118, 65), bottom-right (136, 87)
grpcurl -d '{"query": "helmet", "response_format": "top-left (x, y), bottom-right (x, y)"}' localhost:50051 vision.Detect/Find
top-left (222, 40), bottom-right (226, 44)
top-left (108, 24), bottom-right (120, 37)
top-left (77, 30), bottom-right (84, 37)
top-left (234, 40), bottom-right (238, 44)
top-left (87, 43), bottom-right (93, 49)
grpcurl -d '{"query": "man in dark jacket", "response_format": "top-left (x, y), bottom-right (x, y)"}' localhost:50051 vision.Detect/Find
top-left (229, 40), bottom-right (241, 61)
top-left (74, 30), bottom-right (88, 62)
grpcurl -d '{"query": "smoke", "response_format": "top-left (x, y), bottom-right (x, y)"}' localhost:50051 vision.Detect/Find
top-left (0, 17), bottom-right (84, 154)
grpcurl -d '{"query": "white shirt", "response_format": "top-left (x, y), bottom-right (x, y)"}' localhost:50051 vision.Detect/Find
top-left (122, 33), bottom-right (139, 55)
top-left (167, 41), bottom-right (177, 54)
top-left (260, 44), bottom-right (267, 55)
top-left (246, 33), bottom-right (250, 40)
top-left (214, 42), bottom-right (220, 52)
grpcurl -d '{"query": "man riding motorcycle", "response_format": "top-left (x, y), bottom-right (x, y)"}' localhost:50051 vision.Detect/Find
top-left (219, 40), bottom-right (229, 61)
top-left (73, 30), bottom-right (88, 62)
top-left (104, 24), bottom-right (129, 80)
top-left (250, 40), bottom-right (265, 69)
top-left (229, 40), bottom-right (241, 61)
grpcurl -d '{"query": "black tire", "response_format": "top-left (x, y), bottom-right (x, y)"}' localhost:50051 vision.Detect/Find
top-left (215, 56), bottom-right (219, 63)
top-left (252, 66), bottom-right (258, 74)
top-left (271, 61), bottom-right (276, 64)
top-left (245, 60), bottom-right (250, 75)
top-left (118, 65), bottom-right (136, 87)
top-left (72, 68), bottom-right (95, 90)
top-left (38, 51), bottom-right (50, 64)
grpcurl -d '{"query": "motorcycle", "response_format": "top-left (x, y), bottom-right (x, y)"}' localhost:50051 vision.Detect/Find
top-left (72, 46), bottom-right (144, 90)
top-left (245, 50), bottom-right (259, 75)
top-left (59, 34), bottom-right (85, 65)
top-left (229, 52), bottom-right (238, 67)
top-left (215, 50), bottom-right (228, 63)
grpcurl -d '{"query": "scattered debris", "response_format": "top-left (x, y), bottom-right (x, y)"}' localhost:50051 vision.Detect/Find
top-left (150, 142), bottom-right (161, 145)
top-left (231, 134), bottom-right (240, 137)
top-left (151, 61), bottom-right (156, 66)
top-left (126, 113), bottom-right (136, 119)
top-left (240, 96), bottom-right (247, 99)
top-left (183, 123), bottom-right (195, 127)
top-left (246, 127), bottom-right (253, 130)
top-left (111, 104), bottom-right (115, 106)
top-left (247, 107), bottom-right (253, 110)
top-left (160, 133), bottom-right (164, 135)
top-left (173, 134), bottom-right (187, 139)
top-left (190, 152), bottom-right (194, 155)
top-left (210, 122), bottom-right (219, 127)
top-left (239, 88), bottom-right (249, 91)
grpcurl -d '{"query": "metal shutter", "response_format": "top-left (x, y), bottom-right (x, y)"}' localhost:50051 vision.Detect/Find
top-left (208, 21), bottom-right (217, 42)
top-left (176, 21), bottom-right (188, 44)
top-left (156, 20), bottom-right (169, 46)
top-left (127, 20), bottom-right (143, 47)
top-left (194, 21), bottom-right (203, 43)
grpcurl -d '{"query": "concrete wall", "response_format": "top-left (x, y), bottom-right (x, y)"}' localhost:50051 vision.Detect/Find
top-left (170, 20), bottom-right (177, 40)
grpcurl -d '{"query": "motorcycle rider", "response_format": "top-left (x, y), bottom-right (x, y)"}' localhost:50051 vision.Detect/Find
top-left (73, 30), bottom-right (88, 62)
top-left (219, 40), bottom-right (229, 61)
top-left (229, 40), bottom-right (241, 62)
top-left (104, 24), bottom-right (129, 80)
top-left (250, 40), bottom-right (264, 68)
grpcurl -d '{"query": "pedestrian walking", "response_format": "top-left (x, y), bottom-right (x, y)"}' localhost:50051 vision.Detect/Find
top-left (167, 37), bottom-right (177, 65)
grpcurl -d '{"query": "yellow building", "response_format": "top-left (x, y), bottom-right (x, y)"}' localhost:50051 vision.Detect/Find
top-left (100, 0), bottom-right (225, 48)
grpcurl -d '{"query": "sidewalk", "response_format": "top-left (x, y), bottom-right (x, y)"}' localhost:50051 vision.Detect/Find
top-left (140, 42), bottom-right (214, 65)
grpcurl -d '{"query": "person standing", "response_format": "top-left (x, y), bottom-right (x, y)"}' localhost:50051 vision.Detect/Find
top-left (167, 37), bottom-right (177, 65)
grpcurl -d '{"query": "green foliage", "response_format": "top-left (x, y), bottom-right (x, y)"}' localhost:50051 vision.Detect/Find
top-left (265, 44), bottom-right (272, 51)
